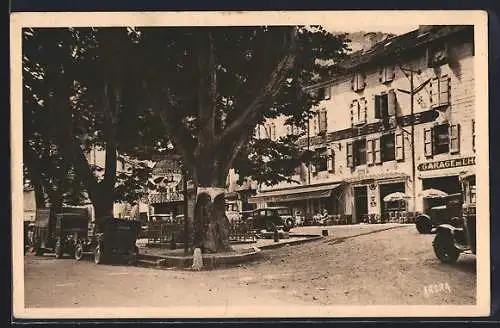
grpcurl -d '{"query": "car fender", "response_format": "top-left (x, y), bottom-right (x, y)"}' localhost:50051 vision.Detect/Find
top-left (416, 214), bottom-right (432, 222)
top-left (433, 224), bottom-right (458, 235)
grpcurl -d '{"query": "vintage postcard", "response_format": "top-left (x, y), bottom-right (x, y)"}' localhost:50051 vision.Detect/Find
top-left (11, 10), bottom-right (490, 319)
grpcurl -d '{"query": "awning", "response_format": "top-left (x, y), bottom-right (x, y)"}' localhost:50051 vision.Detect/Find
top-left (344, 172), bottom-right (409, 184)
top-left (248, 183), bottom-right (342, 204)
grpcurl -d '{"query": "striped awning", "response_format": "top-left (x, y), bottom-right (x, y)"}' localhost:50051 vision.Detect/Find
top-left (248, 183), bottom-right (342, 204)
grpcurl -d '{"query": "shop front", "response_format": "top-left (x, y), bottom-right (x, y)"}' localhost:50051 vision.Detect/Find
top-left (248, 182), bottom-right (344, 220)
top-left (344, 172), bottom-right (410, 224)
top-left (417, 156), bottom-right (475, 213)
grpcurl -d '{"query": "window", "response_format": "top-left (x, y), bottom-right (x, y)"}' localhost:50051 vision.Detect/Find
top-left (430, 75), bottom-right (450, 108)
top-left (374, 90), bottom-right (396, 119)
top-left (351, 72), bottom-right (366, 92)
top-left (313, 86), bottom-right (331, 100)
top-left (425, 123), bottom-right (455, 157)
top-left (427, 42), bottom-right (448, 67)
top-left (472, 120), bottom-right (476, 152)
top-left (379, 65), bottom-right (395, 84)
top-left (351, 98), bottom-right (367, 125)
top-left (312, 147), bottom-right (328, 173)
top-left (353, 139), bottom-right (367, 166)
top-left (381, 133), bottom-right (396, 162)
top-left (265, 123), bottom-right (276, 140)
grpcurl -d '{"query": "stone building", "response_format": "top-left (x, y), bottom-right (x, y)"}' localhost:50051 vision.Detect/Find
top-left (249, 25), bottom-right (476, 224)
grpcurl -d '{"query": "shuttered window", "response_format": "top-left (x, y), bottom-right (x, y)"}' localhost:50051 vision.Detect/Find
top-left (433, 123), bottom-right (450, 155)
top-left (379, 65), bottom-right (396, 84)
top-left (424, 127), bottom-right (433, 157)
top-left (381, 133), bottom-right (395, 162)
top-left (351, 73), bottom-right (366, 92)
top-left (449, 124), bottom-right (461, 154)
top-left (430, 75), bottom-right (450, 108)
top-left (395, 131), bottom-right (404, 161)
top-left (375, 91), bottom-right (396, 119)
top-left (373, 138), bottom-right (381, 164)
top-left (352, 99), bottom-right (367, 125)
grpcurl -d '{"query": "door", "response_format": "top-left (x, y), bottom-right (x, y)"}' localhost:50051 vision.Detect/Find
top-left (354, 186), bottom-right (368, 223)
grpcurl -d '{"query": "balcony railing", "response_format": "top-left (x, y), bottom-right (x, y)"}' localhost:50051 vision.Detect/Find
top-left (149, 192), bottom-right (184, 204)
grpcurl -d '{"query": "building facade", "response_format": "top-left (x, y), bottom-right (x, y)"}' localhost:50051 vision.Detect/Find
top-left (249, 25), bottom-right (476, 224)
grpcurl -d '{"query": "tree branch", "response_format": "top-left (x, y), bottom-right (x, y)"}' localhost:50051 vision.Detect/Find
top-left (216, 28), bottom-right (298, 146)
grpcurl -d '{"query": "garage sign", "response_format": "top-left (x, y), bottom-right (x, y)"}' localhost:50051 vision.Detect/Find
top-left (418, 156), bottom-right (475, 171)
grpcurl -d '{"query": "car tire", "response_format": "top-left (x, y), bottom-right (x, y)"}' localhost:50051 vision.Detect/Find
top-left (94, 243), bottom-right (104, 265)
top-left (415, 216), bottom-right (432, 234)
top-left (55, 239), bottom-right (63, 259)
top-left (433, 232), bottom-right (460, 264)
top-left (74, 243), bottom-right (84, 261)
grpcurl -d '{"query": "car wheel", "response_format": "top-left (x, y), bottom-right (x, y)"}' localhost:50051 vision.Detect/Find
top-left (416, 216), bottom-right (432, 234)
top-left (94, 243), bottom-right (104, 264)
top-left (55, 239), bottom-right (63, 259)
top-left (433, 232), bottom-right (460, 264)
top-left (74, 243), bottom-right (84, 261)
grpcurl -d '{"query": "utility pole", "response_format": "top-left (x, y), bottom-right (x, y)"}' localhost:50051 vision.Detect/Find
top-left (397, 66), bottom-right (430, 220)
top-left (182, 165), bottom-right (189, 254)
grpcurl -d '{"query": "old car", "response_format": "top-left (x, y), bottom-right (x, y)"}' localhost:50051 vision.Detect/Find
top-left (432, 201), bottom-right (476, 263)
top-left (33, 208), bottom-right (91, 259)
top-left (415, 193), bottom-right (462, 234)
top-left (92, 217), bottom-right (140, 265)
top-left (246, 207), bottom-right (291, 233)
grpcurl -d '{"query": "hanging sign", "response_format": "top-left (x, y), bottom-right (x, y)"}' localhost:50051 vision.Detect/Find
top-left (417, 156), bottom-right (475, 171)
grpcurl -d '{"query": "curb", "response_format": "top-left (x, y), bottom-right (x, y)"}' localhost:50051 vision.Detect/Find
top-left (137, 247), bottom-right (262, 270)
top-left (258, 235), bottom-right (323, 250)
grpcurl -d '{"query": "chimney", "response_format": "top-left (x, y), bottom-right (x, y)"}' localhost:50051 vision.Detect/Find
top-left (362, 32), bottom-right (380, 53)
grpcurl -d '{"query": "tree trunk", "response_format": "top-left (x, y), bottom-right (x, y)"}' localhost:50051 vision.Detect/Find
top-left (192, 160), bottom-right (233, 253)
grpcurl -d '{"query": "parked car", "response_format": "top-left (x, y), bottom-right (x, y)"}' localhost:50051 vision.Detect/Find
top-left (415, 193), bottom-right (463, 234)
top-left (33, 208), bottom-right (90, 259)
top-left (246, 207), bottom-right (291, 232)
top-left (91, 217), bottom-right (140, 265)
top-left (432, 202), bottom-right (476, 263)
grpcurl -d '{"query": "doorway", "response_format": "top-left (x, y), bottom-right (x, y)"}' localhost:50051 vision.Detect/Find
top-left (354, 186), bottom-right (368, 223)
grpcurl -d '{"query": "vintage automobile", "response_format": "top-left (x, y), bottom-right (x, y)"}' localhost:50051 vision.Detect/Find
top-left (33, 208), bottom-right (90, 259)
top-left (432, 201), bottom-right (476, 263)
top-left (246, 207), bottom-right (292, 233)
top-left (91, 217), bottom-right (140, 265)
top-left (415, 193), bottom-right (462, 234)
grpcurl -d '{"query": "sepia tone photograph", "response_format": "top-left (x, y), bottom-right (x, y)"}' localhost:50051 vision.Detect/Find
top-left (10, 11), bottom-right (490, 319)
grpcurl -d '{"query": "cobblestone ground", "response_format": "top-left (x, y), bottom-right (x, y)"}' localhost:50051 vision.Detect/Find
top-left (23, 224), bottom-right (476, 309)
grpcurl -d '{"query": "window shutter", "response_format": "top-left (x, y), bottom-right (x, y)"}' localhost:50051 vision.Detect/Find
top-left (395, 132), bottom-right (404, 161)
top-left (374, 95), bottom-right (381, 119)
top-left (472, 119), bottom-right (476, 152)
top-left (359, 98), bottom-right (367, 124)
top-left (379, 68), bottom-right (384, 83)
top-left (271, 124), bottom-right (276, 140)
top-left (351, 75), bottom-right (355, 91)
top-left (366, 139), bottom-right (374, 165)
top-left (350, 102), bottom-right (354, 126)
top-left (319, 109), bottom-right (327, 132)
top-left (374, 138), bottom-right (381, 164)
top-left (439, 75), bottom-right (450, 106)
top-left (450, 124), bottom-right (460, 154)
top-left (346, 142), bottom-right (354, 168)
top-left (424, 127), bottom-right (433, 157)
top-left (385, 66), bottom-right (395, 82)
top-left (362, 73), bottom-right (367, 89)
top-left (327, 148), bottom-right (334, 172)
top-left (388, 89), bottom-right (396, 116)
top-left (430, 77), bottom-right (439, 108)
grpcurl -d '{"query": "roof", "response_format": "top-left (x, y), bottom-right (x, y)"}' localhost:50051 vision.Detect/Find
top-left (307, 25), bottom-right (473, 90)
